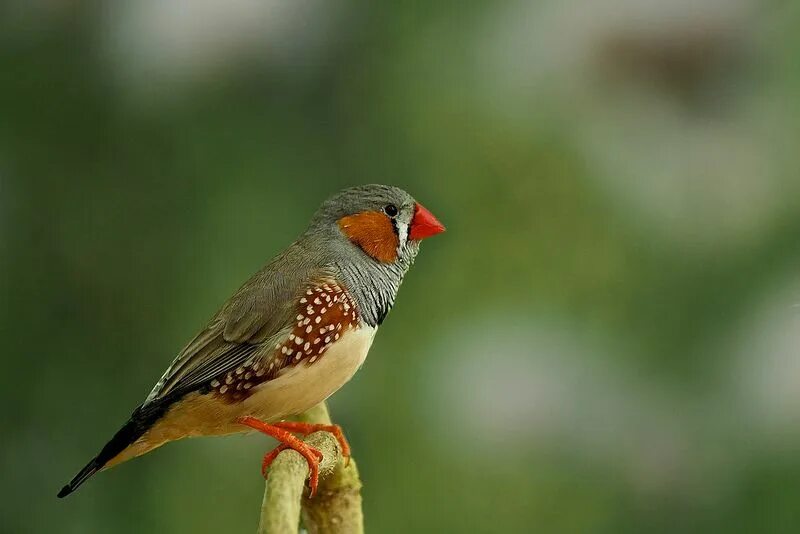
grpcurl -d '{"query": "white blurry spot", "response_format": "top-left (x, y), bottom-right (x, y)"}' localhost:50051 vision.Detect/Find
top-left (473, 0), bottom-right (798, 249)
top-left (424, 314), bottom-right (733, 499)
top-left (476, 0), bottom-right (754, 102)
top-left (726, 275), bottom-right (800, 444)
top-left (102, 0), bottom-right (345, 94)
top-left (428, 316), bottom-right (633, 444)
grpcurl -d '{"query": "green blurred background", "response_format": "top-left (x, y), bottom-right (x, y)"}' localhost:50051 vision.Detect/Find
top-left (2, 1), bottom-right (800, 533)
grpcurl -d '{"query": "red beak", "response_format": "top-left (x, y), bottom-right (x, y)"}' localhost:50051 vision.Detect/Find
top-left (409, 203), bottom-right (446, 240)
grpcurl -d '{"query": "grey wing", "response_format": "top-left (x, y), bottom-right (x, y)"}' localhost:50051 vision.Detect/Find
top-left (144, 248), bottom-right (328, 405)
top-left (142, 320), bottom-right (275, 404)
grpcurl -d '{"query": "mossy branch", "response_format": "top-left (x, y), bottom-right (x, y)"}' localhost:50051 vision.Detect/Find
top-left (257, 403), bottom-right (364, 534)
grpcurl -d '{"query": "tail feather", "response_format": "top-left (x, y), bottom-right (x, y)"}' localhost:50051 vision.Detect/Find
top-left (57, 459), bottom-right (103, 498)
top-left (57, 400), bottom-right (169, 498)
top-left (57, 414), bottom-right (146, 498)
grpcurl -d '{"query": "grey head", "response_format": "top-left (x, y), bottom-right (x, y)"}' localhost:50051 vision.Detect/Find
top-left (300, 184), bottom-right (445, 326)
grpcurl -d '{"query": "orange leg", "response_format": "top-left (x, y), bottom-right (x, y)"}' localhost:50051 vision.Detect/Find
top-left (261, 444), bottom-right (288, 477)
top-left (272, 422), bottom-right (351, 465)
top-left (238, 416), bottom-right (324, 496)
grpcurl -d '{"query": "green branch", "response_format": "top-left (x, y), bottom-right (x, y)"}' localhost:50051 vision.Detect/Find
top-left (257, 403), bottom-right (364, 534)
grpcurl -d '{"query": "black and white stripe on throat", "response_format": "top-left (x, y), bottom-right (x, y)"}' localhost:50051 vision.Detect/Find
top-left (337, 236), bottom-right (419, 328)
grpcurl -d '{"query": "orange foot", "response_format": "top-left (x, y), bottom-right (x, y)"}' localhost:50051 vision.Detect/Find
top-left (238, 416), bottom-right (325, 496)
top-left (272, 421), bottom-right (351, 465)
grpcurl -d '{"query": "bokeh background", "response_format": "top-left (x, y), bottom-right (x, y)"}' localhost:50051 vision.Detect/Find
top-left (2, 1), bottom-right (800, 533)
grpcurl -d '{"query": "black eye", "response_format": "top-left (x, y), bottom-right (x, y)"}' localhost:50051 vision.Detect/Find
top-left (384, 204), bottom-right (399, 217)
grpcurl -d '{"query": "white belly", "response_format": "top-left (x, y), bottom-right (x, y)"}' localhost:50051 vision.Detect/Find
top-left (243, 324), bottom-right (376, 421)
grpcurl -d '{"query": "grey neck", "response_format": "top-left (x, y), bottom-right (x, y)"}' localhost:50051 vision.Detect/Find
top-left (301, 222), bottom-right (420, 328)
top-left (335, 252), bottom-right (409, 327)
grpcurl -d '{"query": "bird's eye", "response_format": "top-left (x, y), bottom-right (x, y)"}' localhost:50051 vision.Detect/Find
top-left (383, 204), bottom-right (399, 217)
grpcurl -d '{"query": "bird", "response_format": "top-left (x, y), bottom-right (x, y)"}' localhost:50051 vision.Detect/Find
top-left (57, 184), bottom-right (445, 498)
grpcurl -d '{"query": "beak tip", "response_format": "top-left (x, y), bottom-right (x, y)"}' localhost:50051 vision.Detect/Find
top-left (409, 202), bottom-right (445, 240)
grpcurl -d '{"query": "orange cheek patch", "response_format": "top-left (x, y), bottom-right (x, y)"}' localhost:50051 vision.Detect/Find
top-left (338, 211), bottom-right (399, 263)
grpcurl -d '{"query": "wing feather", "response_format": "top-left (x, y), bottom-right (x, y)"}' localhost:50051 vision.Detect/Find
top-left (144, 245), bottom-right (329, 405)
